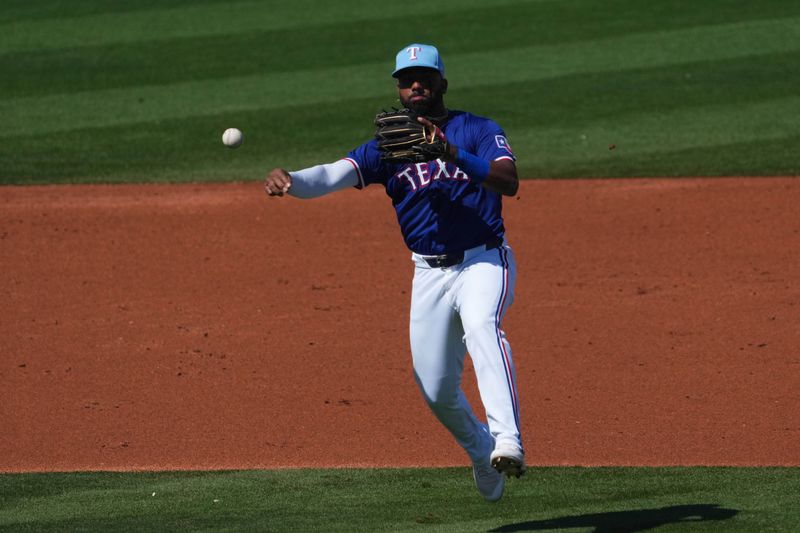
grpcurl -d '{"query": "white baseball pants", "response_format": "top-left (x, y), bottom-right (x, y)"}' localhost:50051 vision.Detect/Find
top-left (409, 242), bottom-right (523, 463)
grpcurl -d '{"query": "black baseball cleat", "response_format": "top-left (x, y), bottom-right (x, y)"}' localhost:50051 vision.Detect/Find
top-left (491, 456), bottom-right (527, 479)
top-left (490, 445), bottom-right (527, 479)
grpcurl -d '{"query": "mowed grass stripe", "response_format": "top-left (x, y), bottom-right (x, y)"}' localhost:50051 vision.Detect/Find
top-left (1, 468), bottom-right (798, 532)
top-left (2, 77), bottom-right (798, 184)
top-left (1, 50), bottom-right (797, 182)
top-left (466, 51), bottom-right (800, 129)
top-left (2, 17), bottom-right (798, 139)
top-left (0, 0), bottom-right (218, 25)
top-left (5, 0), bottom-right (800, 99)
top-left (454, 16), bottom-right (800, 88)
top-left (0, 0), bottom-right (533, 54)
top-left (4, 0), bottom-right (799, 54)
top-left (537, 134), bottom-right (800, 178)
top-left (0, 94), bottom-right (391, 184)
top-left (511, 96), bottom-right (800, 175)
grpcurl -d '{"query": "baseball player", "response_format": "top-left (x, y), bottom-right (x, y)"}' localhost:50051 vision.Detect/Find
top-left (264, 43), bottom-right (524, 502)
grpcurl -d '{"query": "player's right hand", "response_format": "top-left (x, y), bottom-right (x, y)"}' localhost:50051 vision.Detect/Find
top-left (264, 168), bottom-right (292, 196)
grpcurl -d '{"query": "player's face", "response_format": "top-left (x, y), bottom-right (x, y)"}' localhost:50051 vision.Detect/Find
top-left (396, 68), bottom-right (447, 116)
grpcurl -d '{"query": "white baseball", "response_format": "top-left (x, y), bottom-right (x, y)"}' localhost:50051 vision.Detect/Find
top-left (222, 128), bottom-right (243, 148)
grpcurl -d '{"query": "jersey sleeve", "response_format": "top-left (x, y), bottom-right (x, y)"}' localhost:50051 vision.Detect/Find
top-left (473, 118), bottom-right (517, 163)
top-left (345, 139), bottom-right (391, 189)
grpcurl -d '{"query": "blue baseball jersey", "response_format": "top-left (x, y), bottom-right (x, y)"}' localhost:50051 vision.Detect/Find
top-left (345, 110), bottom-right (516, 256)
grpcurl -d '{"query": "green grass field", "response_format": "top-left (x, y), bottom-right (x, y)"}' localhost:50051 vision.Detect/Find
top-left (1, 0), bottom-right (799, 184)
top-left (3, 1), bottom-right (799, 531)
top-left (2, 468), bottom-right (798, 532)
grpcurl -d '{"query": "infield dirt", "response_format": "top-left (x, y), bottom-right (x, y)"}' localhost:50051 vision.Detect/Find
top-left (1, 178), bottom-right (798, 472)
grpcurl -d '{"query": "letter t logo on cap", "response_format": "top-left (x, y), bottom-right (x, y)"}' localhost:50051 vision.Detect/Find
top-left (393, 43), bottom-right (444, 78)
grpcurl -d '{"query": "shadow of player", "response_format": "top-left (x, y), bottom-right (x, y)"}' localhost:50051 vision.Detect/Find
top-left (490, 503), bottom-right (738, 533)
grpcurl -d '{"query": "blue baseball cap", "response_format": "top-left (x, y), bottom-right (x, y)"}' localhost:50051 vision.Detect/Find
top-left (392, 43), bottom-right (445, 78)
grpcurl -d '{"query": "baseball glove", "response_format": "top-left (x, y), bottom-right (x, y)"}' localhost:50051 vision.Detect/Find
top-left (374, 108), bottom-right (449, 163)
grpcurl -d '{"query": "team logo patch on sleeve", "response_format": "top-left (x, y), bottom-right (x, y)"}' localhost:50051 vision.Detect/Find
top-left (495, 135), bottom-right (513, 154)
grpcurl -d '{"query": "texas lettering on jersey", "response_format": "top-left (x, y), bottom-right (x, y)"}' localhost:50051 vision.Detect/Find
top-left (346, 110), bottom-right (514, 254)
top-left (395, 159), bottom-right (469, 191)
